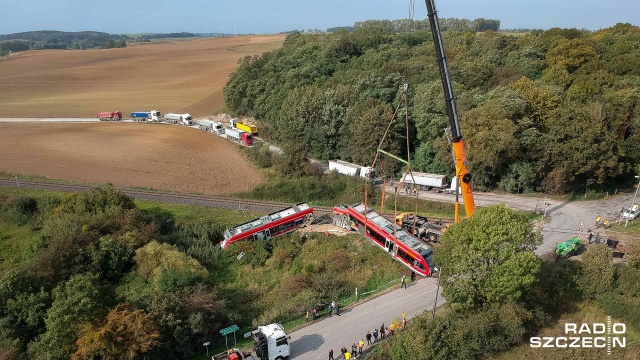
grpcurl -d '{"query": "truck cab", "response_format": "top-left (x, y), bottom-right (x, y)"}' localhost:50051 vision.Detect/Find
top-left (213, 122), bottom-right (225, 134)
top-left (252, 323), bottom-right (290, 360)
top-left (149, 110), bottom-right (161, 122)
top-left (242, 132), bottom-right (254, 146)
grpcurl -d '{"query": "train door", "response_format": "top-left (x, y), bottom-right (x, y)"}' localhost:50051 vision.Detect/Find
top-left (385, 239), bottom-right (394, 254)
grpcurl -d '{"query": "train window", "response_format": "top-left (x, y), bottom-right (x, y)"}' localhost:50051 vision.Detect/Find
top-left (365, 228), bottom-right (385, 246)
top-left (397, 248), bottom-right (413, 263)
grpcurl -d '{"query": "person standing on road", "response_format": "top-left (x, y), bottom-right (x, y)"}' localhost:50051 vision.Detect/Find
top-left (373, 328), bottom-right (379, 342)
top-left (329, 348), bottom-right (334, 360)
top-left (400, 275), bottom-right (407, 289)
top-left (328, 303), bottom-right (333, 317)
top-left (380, 323), bottom-right (385, 339)
top-left (351, 343), bottom-right (357, 357)
top-left (306, 310), bottom-right (310, 322)
top-left (366, 331), bottom-right (372, 345)
top-left (358, 339), bottom-right (364, 355)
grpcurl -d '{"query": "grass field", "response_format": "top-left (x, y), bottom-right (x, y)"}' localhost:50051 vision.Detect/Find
top-left (0, 35), bottom-right (285, 118)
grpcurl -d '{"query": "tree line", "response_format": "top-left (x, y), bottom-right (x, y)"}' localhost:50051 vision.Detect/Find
top-left (0, 31), bottom-right (129, 53)
top-left (224, 22), bottom-right (640, 194)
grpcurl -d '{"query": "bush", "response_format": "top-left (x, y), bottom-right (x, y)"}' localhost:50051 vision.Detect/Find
top-left (10, 196), bottom-right (38, 225)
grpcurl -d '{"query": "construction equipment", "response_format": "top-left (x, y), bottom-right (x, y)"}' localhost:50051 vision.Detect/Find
top-left (555, 237), bottom-right (583, 258)
top-left (395, 213), bottom-right (445, 243)
top-left (425, 0), bottom-right (475, 221)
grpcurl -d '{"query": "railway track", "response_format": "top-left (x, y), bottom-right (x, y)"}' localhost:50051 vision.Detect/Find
top-left (0, 178), bottom-right (336, 216)
top-left (0, 178), bottom-right (453, 224)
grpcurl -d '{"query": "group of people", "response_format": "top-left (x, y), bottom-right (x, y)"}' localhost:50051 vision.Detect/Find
top-left (328, 320), bottom-right (408, 359)
top-left (306, 301), bottom-right (340, 322)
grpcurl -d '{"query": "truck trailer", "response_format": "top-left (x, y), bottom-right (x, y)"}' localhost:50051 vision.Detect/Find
top-left (165, 113), bottom-right (193, 126)
top-left (97, 111), bottom-right (122, 121)
top-left (230, 118), bottom-right (258, 135)
top-left (131, 110), bottom-right (161, 122)
top-left (400, 172), bottom-right (448, 191)
top-left (198, 120), bottom-right (214, 132)
top-left (328, 160), bottom-right (373, 178)
top-left (225, 127), bottom-right (254, 146)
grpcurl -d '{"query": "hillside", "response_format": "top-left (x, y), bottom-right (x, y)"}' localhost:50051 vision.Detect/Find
top-left (224, 23), bottom-right (640, 195)
top-left (0, 34), bottom-right (285, 118)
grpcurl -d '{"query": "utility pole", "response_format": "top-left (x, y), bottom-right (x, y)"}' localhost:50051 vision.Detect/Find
top-left (432, 267), bottom-right (441, 320)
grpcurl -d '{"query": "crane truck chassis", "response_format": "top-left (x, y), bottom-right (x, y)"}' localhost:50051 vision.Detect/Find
top-left (212, 323), bottom-right (290, 360)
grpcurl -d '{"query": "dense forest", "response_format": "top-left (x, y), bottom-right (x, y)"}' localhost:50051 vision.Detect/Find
top-left (0, 188), bottom-right (404, 359)
top-left (224, 22), bottom-right (640, 194)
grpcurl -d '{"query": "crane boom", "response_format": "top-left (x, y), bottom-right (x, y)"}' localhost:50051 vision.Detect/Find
top-left (424, 0), bottom-right (475, 219)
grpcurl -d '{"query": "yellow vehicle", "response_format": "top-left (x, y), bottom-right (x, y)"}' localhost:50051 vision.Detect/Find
top-left (231, 118), bottom-right (258, 135)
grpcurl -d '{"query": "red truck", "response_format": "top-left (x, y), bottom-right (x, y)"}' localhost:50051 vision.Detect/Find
top-left (97, 111), bottom-right (122, 121)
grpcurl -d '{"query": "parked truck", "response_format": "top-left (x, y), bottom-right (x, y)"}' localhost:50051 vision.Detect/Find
top-left (443, 176), bottom-right (462, 195)
top-left (212, 122), bottom-right (225, 134)
top-left (328, 160), bottom-right (373, 178)
top-left (226, 127), bottom-right (254, 146)
top-left (165, 113), bottom-right (193, 126)
top-left (131, 110), bottom-right (161, 122)
top-left (400, 172), bottom-right (448, 192)
top-left (230, 118), bottom-right (258, 135)
top-left (212, 323), bottom-right (290, 360)
top-left (97, 111), bottom-right (122, 121)
top-left (395, 213), bottom-right (445, 243)
top-left (198, 120), bottom-right (214, 132)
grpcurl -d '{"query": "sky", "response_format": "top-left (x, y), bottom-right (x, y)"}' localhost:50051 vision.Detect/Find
top-left (0, 0), bottom-right (638, 35)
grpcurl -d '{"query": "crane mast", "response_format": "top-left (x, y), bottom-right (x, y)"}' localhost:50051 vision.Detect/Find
top-left (424, 0), bottom-right (475, 220)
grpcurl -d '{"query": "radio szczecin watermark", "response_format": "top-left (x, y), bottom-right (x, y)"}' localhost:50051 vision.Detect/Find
top-left (530, 316), bottom-right (626, 355)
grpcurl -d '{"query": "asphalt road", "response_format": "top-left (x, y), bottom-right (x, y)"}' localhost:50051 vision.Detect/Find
top-left (388, 186), bottom-right (637, 255)
top-left (289, 277), bottom-right (443, 359)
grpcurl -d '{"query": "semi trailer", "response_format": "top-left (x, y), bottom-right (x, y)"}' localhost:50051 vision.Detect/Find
top-left (400, 172), bottom-right (448, 191)
top-left (165, 113), bottom-right (193, 125)
top-left (97, 111), bottom-right (122, 121)
top-left (225, 128), bottom-right (254, 146)
top-left (230, 118), bottom-right (258, 135)
top-left (199, 120), bottom-right (213, 132)
top-left (328, 160), bottom-right (373, 178)
top-left (131, 110), bottom-right (161, 122)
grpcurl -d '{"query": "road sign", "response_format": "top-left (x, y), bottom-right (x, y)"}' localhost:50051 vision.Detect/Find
top-left (220, 325), bottom-right (239, 336)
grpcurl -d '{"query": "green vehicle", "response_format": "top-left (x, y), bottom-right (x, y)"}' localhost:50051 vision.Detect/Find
top-left (555, 237), bottom-right (583, 258)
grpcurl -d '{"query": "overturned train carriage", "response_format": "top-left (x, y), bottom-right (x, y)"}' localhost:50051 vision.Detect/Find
top-left (221, 203), bottom-right (314, 249)
top-left (333, 203), bottom-right (437, 277)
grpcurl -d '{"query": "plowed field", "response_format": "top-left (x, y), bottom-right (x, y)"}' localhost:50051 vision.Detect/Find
top-left (0, 123), bottom-right (264, 195)
top-left (0, 35), bottom-right (284, 118)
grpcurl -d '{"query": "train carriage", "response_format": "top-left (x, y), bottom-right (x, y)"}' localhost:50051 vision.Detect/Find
top-left (333, 203), bottom-right (437, 276)
top-left (221, 203), bottom-right (314, 249)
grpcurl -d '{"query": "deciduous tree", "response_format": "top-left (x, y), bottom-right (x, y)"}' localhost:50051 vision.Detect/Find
top-left (436, 204), bottom-right (542, 309)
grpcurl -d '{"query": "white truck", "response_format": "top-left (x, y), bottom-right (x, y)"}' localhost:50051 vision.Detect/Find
top-left (212, 323), bottom-right (290, 360)
top-left (131, 110), bottom-right (162, 122)
top-left (213, 122), bottom-right (225, 134)
top-left (400, 172), bottom-right (448, 191)
top-left (164, 113), bottom-right (193, 126)
top-left (444, 176), bottom-right (462, 195)
top-left (328, 160), bottom-right (373, 178)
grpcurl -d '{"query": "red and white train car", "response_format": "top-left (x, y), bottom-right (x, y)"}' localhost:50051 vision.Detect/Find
top-left (333, 203), bottom-right (437, 276)
top-left (221, 203), bottom-right (314, 249)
